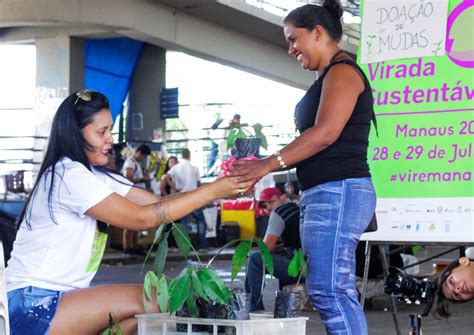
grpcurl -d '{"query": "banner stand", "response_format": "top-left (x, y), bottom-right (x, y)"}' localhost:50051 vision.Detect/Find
top-left (359, 241), bottom-right (473, 335)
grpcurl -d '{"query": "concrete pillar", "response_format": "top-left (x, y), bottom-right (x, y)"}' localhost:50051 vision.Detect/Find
top-left (127, 43), bottom-right (166, 142)
top-left (33, 36), bottom-right (85, 169)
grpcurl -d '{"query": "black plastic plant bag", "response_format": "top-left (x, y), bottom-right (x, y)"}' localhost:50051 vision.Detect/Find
top-left (176, 300), bottom-right (231, 334)
top-left (274, 290), bottom-right (304, 318)
top-left (231, 138), bottom-right (261, 159)
top-left (228, 291), bottom-right (251, 320)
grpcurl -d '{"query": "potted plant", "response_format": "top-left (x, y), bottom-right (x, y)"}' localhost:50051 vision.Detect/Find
top-left (219, 238), bottom-right (274, 320)
top-left (274, 249), bottom-right (307, 318)
top-left (141, 222), bottom-right (235, 333)
top-left (141, 223), bottom-right (274, 322)
top-left (226, 123), bottom-right (267, 159)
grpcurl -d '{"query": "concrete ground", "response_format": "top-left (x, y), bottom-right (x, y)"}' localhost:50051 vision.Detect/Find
top-left (93, 247), bottom-right (474, 334)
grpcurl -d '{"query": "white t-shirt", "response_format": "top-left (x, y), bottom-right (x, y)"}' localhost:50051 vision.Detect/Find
top-left (167, 159), bottom-right (200, 192)
top-left (121, 156), bottom-right (145, 188)
top-left (6, 157), bottom-right (132, 292)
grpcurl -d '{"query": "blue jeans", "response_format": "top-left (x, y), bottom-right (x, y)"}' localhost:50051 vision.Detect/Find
top-left (245, 249), bottom-right (299, 311)
top-left (180, 208), bottom-right (208, 249)
top-left (300, 178), bottom-right (376, 335)
top-left (8, 286), bottom-right (63, 335)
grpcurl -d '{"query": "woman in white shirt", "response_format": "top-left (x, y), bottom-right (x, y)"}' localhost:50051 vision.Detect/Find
top-left (6, 90), bottom-right (253, 335)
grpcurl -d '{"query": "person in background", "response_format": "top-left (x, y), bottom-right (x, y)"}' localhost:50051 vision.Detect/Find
top-left (159, 155), bottom-right (179, 251)
top-left (121, 144), bottom-right (152, 255)
top-left (230, 2), bottom-right (377, 333)
top-left (435, 257), bottom-right (474, 318)
top-left (283, 181), bottom-right (300, 204)
top-left (228, 113), bottom-right (247, 129)
top-left (5, 90), bottom-right (254, 335)
top-left (159, 156), bottom-right (179, 196)
top-left (245, 187), bottom-right (302, 311)
top-left (164, 148), bottom-right (209, 250)
top-left (207, 116), bottom-right (224, 176)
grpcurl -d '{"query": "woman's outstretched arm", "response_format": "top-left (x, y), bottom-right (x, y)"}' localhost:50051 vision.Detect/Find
top-left (85, 176), bottom-right (254, 230)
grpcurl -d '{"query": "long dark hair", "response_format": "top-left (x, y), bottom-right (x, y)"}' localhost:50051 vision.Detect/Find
top-left (284, 0), bottom-right (344, 42)
top-left (434, 258), bottom-right (473, 319)
top-left (164, 156), bottom-right (178, 174)
top-left (18, 91), bottom-right (110, 229)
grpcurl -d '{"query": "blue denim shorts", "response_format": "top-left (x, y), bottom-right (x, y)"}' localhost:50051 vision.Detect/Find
top-left (8, 286), bottom-right (63, 335)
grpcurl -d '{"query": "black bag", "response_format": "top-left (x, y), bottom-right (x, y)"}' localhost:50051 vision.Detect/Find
top-left (364, 213), bottom-right (378, 233)
top-left (217, 222), bottom-right (240, 245)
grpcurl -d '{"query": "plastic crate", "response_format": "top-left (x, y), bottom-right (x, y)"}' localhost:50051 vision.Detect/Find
top-left (136, 313), bottom-right (308, 335)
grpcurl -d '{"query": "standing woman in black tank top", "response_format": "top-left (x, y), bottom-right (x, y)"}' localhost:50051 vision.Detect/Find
top-left (230, 1), bottom-right (376, 333)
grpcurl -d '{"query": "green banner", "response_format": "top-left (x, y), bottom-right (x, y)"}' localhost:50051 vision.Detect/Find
top-left (360, 0), bottom-right (473, 199)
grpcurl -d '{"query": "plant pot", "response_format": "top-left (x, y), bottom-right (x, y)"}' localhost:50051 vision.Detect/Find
top-left (231, 138), bottom-right (261, 159)
top-left (228, 291), bottom-right (251, 320)
top-left (176, 305), bottom-right (203, 333)
top-left (274, 290), bottom-right (304, 318)
top-left (176, 300), bottom-right (230, 333)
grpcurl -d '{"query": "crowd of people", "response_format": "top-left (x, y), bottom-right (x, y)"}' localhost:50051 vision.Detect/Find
top-left (3, 1), bottom-right (471, 335)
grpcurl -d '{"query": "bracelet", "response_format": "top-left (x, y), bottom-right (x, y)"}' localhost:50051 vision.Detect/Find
top-left (274, 150), bottom-right (287, 169)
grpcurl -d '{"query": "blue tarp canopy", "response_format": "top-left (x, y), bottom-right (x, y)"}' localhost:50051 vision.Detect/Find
top-left (84, 38), bottom-right (143, 124)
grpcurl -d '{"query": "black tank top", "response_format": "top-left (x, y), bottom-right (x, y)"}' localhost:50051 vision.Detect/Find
top-left (294, 59), bottom-right (374, 191)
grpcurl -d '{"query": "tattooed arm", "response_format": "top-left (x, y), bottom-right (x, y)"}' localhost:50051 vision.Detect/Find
top-left (85, 176), bottom-right (256, 230)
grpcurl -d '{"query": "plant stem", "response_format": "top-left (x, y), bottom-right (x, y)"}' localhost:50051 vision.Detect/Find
top-left (296, 272), bottom-right (303, 287)
top-left (208, 239), bottom-right (240, 267)
top-left (172, 222), bottom-right (202, 264)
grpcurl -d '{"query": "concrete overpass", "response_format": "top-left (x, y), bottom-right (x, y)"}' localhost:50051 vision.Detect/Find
top-left (0, 0), bottom-right (360, 145)
top-left (0, 0), bottom-right (360, 90)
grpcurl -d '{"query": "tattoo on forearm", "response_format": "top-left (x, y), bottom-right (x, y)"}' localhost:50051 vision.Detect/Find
top-left (154, 202), bottom-right (172, 224)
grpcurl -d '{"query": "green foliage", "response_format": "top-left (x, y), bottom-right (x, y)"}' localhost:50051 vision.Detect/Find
top-left (169, 268), bottom-right (192, 313)
top-left (287, 249), bottom-right (307, 286)
top-left (227, 238), bottom-right (274, 305)
top-left (156, 275), bottom-right (169, 313)
top-left (256, 239), bottom-right (274, 276)
top-left (172, 223), bottom-right (192, 258)
top-left (226, 123), bottom-right (268, 150)
top-left (231, 240), bottom-right (252, 281)
top-left (153, 231), bottom-right (169, 277)
top-left (141, 224), bottom-right (165, 273)
top-left (141, 225), bottom-right (274, 319)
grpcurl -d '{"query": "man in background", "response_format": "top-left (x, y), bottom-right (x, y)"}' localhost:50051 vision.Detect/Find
top-left (121, 144), bottom-right (151, 255)
top-left (245, 187), bottom-right (302, 311)
top-left (164, 148), bottom-right (208, 250)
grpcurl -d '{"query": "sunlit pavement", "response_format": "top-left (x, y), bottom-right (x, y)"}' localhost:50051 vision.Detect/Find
top-left (93, 248), bottom-right (474, 334)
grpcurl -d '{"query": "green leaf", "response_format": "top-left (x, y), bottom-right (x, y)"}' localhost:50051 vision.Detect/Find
top-left (203, 281), bottom-right (229, 305)
top-left (186, 292), bottom-right (199, 317)
top-left (141, 224), bottom-right (166, 272)
top-left (236, 128), bottom-right (246, 139)
top-left (156, 275), bottom-right (169, 313)
top-left (197, 268), bottom-right (232, 302)
top-left (144, 271), bottom-right (159, 300)
top-left (102, 329), bottom-right (111, 335)
top-left (197, 267), bottom-right (218, 286)
top-left (208, 238), bottom-right (241, 266)
top-left (153, 231), bottom-right (169, 277)
top-left (256, 239), bottom-right (274, 276)
top-left (172, 223), bottom-right (192, 258)
top-left (287, 252), bottom-right (299, 278)
top-left (252, 123), bottom-right (267, 150)
top-left (231, 240), bottom-right (252, 282)
top-left (169, 270), bottom-right (191, 314)
top-left (191, 270), bottom-right (208, 302)
top-left (227, 127), bottom-right (240, 150)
